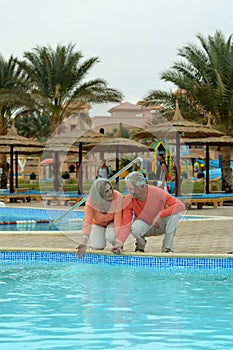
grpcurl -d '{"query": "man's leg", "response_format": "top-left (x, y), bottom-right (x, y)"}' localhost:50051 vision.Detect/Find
top-left (90, 224), bottom-right (106, 249)
top-left (131, 220), bottom-right (151, 251)
top-left (161, 214), bottom-right (180, 252)
top-left (132, 214), bottom-right (180, 252)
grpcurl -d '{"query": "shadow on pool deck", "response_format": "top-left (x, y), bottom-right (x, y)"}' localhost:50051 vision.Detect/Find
top-left (0, 200), bottom-right (233, 256)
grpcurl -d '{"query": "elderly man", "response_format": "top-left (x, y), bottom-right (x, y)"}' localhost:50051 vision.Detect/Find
top-left (112, 171), bottom-right (185, 254)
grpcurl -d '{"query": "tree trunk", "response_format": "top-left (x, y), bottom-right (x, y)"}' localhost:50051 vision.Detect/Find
top-left (221, 146), bottom-right (233, 193)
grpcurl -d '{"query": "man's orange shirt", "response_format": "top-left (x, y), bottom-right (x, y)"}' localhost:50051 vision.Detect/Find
top-left (118, 185), bottom-right (185, 243)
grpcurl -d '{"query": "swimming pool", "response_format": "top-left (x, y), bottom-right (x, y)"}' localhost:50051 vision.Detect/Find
top-left (0, 207), bottom-right (230, 232)
top-left (0, 251), bottom-right (233, 350)
top-left (0, 207), bottom-right (84, 231)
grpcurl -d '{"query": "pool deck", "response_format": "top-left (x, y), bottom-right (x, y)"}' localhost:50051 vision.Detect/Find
top-left (0, 200), bottom-right (233, 257)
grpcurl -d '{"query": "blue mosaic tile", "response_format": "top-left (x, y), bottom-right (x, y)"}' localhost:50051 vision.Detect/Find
top-left (0, 251), bottom-right (233, 270)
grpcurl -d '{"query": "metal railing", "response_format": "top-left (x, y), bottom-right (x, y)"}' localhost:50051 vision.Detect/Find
top-left (50, 156), bottom-right (143, 227)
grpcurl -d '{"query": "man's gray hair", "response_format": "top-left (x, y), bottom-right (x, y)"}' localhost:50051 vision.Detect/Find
top-left (125, 171), bottom-right (146, 187)
top-left (89, 178), bottom-right (112, 205)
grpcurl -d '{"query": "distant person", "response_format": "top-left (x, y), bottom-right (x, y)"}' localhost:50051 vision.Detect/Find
top-left (97, 159), bottom-right (109, 179)
top-left (0, 162), bottom-right (9, 189)
top-left (197, 164), bottom-right (205, 179)
top-left (181, 171), bottom-right (188, 180)
top-left (61, 171), bottom-right (70, 180)
top-left (112, 172), bottom-right (185, 254)
top-left (194, 161), bottom-right (199, 174)
top-left (69, 164), bottom-right (75, 173)
top-left (166, 163), bottom-right (177, 194)
top-left (155, 153), bottom-right (169, 189)
top-left (29, 172), bottom-right (37, 181)
top-left (76, 178), bottom-right (123, 258)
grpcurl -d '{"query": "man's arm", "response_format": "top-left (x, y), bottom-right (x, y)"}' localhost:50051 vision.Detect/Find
top-left (112, 197), bottom-right (133, 253)
top-left (118, 198), bottom-right (133, 243)
top-left (159, 193), bottom-right (185, 218)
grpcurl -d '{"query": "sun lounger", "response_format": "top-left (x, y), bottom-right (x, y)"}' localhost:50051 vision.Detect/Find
top-left (177, 193), bottom-right (233, 209)
top-left (0, 190), bottom-right (42, 203)
top-left (216, 193), bottom-right (233, 206)
top-left (27, 190), bottom-right (42, 202)
top-left (177, 194), bottom-right (224, 209)
top-left (42, 192), bottom-right (84, 206)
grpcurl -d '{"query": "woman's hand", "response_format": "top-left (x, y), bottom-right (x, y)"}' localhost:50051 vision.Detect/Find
top-left (76, 243), bottom-right (87, 258)
top-left (111, 239), bottom-right (123, 254)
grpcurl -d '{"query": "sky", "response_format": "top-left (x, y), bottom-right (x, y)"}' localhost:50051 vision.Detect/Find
top-left (1, 0), bottom-right (233, 116)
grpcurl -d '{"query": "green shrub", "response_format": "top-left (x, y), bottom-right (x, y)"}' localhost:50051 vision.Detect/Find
top-left (181, 179), bottom-right (205, 194)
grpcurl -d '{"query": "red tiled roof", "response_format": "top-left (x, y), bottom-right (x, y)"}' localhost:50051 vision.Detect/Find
top-left (108, 101), bottom-right (146, 112)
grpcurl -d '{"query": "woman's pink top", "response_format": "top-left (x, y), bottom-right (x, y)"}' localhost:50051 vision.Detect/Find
top-left (82, 190), bottom-right (123, 237)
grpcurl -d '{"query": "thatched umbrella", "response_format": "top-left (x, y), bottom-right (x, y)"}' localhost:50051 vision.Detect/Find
top-left (0, 123), bottom-right (44, 192)
top-left (133, 102), bottom-right (225, 140)
top-left (181, 135), bottom-right (233, 193)
top-left (44, 128), bottom-right (109, 193)
top-left (183, 135), bottom-right (233, 146)
top-left (84, 137), bottom-right (153, 189)
top-left (43, 139), bottom-right (80, 192)
top-left (133, 101), bottom-right (226, 195)
top-left (84, 137), bottom-right (151, 153)
top-left (0, 145), bottom-right (44, 189)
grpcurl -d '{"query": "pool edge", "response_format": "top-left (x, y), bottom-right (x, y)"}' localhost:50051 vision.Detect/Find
top-left (0, 247), bottom-right (232, 259)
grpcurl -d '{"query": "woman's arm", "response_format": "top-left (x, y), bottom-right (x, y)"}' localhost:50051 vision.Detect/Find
top-left (76, 202), bottom-right (94, 258)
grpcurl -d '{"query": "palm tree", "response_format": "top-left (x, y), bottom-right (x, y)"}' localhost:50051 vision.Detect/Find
top-left (0, 54), bottom-right (33, 188)
top-left (0, 54), bottom-right (32, 133)
top-left (17, 43), bottom-right (123, 134)
top-left (106, 125), bottom-right (130, 138)
top-left (141, 30), bottom-right (233, 192)
top-left (15, 112), bottom-right (51, 142)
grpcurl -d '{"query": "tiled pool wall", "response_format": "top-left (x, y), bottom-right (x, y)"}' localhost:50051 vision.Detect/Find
top-left (0, 251), bottom-right (233, 269)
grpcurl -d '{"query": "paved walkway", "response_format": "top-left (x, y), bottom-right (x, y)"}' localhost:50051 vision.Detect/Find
top-left (0, 200), bottom-right (233, 256)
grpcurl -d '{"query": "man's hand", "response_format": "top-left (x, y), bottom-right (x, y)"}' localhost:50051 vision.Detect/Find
top-left (76, 243), bottom-right (87, 258)
top-left (111, 239), bottom-right (123, 254)
top-left (152, 215), bottom-right (162, 229)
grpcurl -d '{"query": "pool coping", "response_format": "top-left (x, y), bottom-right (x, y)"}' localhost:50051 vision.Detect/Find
top-left (0, 246), bottom-right (232, 259)
top-left (1, 249), bottom-right (233, 270)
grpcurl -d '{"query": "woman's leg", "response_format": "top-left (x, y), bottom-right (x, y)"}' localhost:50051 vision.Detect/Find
top-left (90, 224), bottom-right (106, 249)
top-left (105, 222), bottom-right (116, 245)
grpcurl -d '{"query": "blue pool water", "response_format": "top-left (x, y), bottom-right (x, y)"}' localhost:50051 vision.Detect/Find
top-left (0, 257), bottom-right (232, 350)
top-left (0, 207), bottom-right (84, 231)
top-left (0, 208), bottom-right (220, 232)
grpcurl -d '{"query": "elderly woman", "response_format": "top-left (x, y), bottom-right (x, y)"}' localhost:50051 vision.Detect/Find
top-left (76, 178), bottom-right (123, 258)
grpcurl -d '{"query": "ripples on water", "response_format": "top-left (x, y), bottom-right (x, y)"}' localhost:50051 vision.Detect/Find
top-left (0, 262), bottom-right (233, 350)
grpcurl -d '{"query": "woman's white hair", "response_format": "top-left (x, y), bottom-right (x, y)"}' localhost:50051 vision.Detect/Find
top-left (89, 178), bottom-right (112, 205)
top-left (125, 171), bottom-right (146, 187)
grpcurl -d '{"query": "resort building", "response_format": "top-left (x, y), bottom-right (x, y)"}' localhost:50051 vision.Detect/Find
top-left (91, 101), bottom-right (160, 134)
top-left (61, 101), bottom-right (160, 181)
top-left (63, 100), bottom-right (160, 133)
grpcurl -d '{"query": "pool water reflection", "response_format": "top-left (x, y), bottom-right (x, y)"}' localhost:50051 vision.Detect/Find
top-left (0, 260), bottom-right (232, 350)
